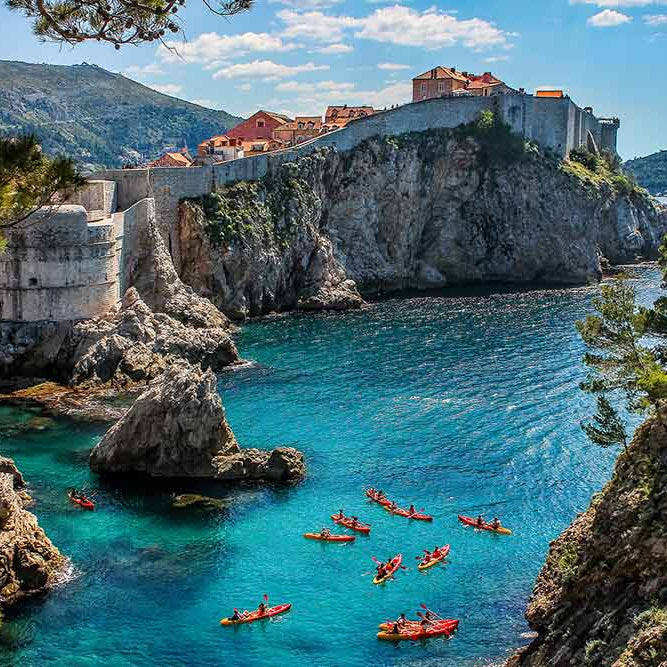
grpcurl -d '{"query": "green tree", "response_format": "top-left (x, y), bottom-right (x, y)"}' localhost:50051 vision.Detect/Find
top-left (0, 134), bottom-right (84, 253)
top-left (6, 0), bottom-right (252, 48)
top-left (576, 277), bottom-right (667, 447)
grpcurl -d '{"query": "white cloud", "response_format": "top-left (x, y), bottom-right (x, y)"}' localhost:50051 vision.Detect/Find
top-left (278, 6), bottom-right (515, 50)
top-left (124, 63), bottom-right (165, 77)
top-left (571, 0), bottom-right (666, 6)
top-left (236, 83), bottom-right (253, 91)
top-left (587, 9), bottom-right (632, 25)
top-left (148, 83), bottom-right (183, 96)
top-left (315, 43), bottom-right (354, 54)
top-left (484, 55), bottom-right (510, 63)
top-left (278, 9), bottom-right (362, 42)
top-left (644, 13), bottom-right (667, 23)
top-left (213, 60), bottom-right (329, 80)
top-left (158, 32), bottom-right (295, 64)
top-left (377, 62), bottom-right (410, 70)
top-left (355, 6), bottom-right (515, 50)
top-left (275, 79), bottom-right (355, 93)
top-left (188, 98), bottom-right (216, 108)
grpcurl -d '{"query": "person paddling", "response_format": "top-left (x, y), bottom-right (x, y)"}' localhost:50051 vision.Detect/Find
top-left (229, 609), bottom-right (242, 622)
top-left (408, 504), bottom-right (416, 515)
top-left (320, 527), bottom-right (332, 538)
top-left (257, 601), bottom-right (267, 616)
top-left (376, 562), bottom-right (385, 578)
top-left (476, 515), bottom-right (485, 527)
top-left (397, 613), bottom-right (408, 628)
top-left (491, 517), bottom-right (501, 530)
top-left (334, 509), bottom-right (345, 520)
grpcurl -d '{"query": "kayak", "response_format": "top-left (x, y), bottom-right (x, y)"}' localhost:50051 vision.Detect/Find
top-left (378, 618), bottom-right (458, 632)
top-left (366, 489), bottom-right (391, 506)
top-left (377, 619), bottom-right (459, 641)
top-left (384, 505), bottom-right (433, 522)
top-left (373, 554), bottom-right (402, 585)
top-left (303, 533), bottom-right (356, 542)
top-left (417, 544), bottom-right (450, 571)
top-left (458, 515), bottom-right (512, 535)
top-left (330, 515), bottom-right (371, 534)
top-left (220, 603), bottom-right (291, 626)
top-left (68, 493), bottom-right (95, 511)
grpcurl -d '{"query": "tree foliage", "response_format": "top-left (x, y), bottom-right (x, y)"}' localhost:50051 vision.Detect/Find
top-left (6, 0), bottom-right (252, 47)
top-left (0, 134), bottom-right (84, 252)
top-left (576, 276), bottom-right (667, 448)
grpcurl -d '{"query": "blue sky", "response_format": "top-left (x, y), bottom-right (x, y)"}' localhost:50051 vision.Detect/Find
top-left (0, 0), bottom-right (665, 158)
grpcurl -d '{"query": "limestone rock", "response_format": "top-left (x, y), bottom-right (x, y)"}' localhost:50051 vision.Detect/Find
top-left (69, 288), bottom-right (238, 388)
top-left (0, 466), bottom-right (65, 607)
top-left (90, 362), bottom-right (239, 477)
top-left (171, 494), bottom-right (226, 510)
top-left (506, 402), bottom-right (667, 666)
top-left (89, 361), bottom-right (306, 485)
top-left (213, 446), bottom-right (305, 484)
top-left (177, 132), bottom-right (667, 318)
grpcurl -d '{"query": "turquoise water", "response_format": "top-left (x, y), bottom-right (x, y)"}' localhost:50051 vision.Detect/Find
top-left (0, 268), bottom-right (661, 667)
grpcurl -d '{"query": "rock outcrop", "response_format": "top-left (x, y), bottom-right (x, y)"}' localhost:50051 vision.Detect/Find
top-left (506, 403), bottom-right (667, 667)
top-left (178, 131), bottom-right (667, 319)
top-left (90, 362), bottom-right (305, 484)
top-left (0, 456), bottom-right (66, 607)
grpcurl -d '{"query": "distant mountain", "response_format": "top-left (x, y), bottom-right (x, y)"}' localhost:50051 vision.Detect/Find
top-left (624, 150), bottom-right (667, 197)
top-left (0, 60), bottom-right (242, 169)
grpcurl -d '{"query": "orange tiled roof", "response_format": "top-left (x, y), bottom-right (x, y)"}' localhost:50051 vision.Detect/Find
top-left (413, 66), bottom-right (468, 83)
top-left (260, 110), bottom-right (293, 124)
top-left (147, 152), bottom-right (192, 167)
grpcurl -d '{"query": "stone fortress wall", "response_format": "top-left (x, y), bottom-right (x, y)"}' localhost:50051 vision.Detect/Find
top-left (0, 93), bottom-right (620, 323)
top-left (0, 181), bottom-right (153, 322)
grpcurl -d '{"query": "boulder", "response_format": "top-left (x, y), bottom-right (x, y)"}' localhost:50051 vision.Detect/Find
top-left (89, 361), bottom-right (305, 485)
top-left (0, 467), bottom-right (65, 607)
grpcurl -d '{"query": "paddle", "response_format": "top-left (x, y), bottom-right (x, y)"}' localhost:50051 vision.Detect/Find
top-left (419, 602), bottom-right (444, 621)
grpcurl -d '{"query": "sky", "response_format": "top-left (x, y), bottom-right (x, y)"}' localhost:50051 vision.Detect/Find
top-left (0, 0), bottom-right (665, 159)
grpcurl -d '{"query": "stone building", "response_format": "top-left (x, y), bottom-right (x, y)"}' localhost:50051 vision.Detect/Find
top-left (323, 106), bottom-right (375, 130)
top-left (412, 66), bottom-right (513, 102)
top-left (273, 116), bottom-right (323, 147)
top-left (225, 110), bottom-right (292, 142)
top-left (196, 135), bottom-right (244, 162)
top-left (146, 151), bottom-right (192, 168)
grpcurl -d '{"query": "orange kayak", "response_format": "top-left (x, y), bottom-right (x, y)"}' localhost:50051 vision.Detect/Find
top-left (417, 544), bottom-right (450, 571)
top-left (330, 514), bottom-right (371, 534)
top-left (458, 515), bottom-right (512, 535)
top-left (384, 504), bottom-right (433, 522)
top-left (220, 603), bottom-right (291, 626)
top-left (68, 493), bottom-right (95, 511)
top-left (303, 533), bottom-right (356, 542)
top-left (366, 489), bottom-right (391, 506)
top-left (373, 554), bottom-right (402, 584)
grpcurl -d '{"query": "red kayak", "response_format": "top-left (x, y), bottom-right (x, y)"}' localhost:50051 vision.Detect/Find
top-left (458, 515), bottom-right (512, 535)
top-left (303, 532), bottom-right (356, 542)
top-left (378, 619), bottom-right (459, 641)
top-left (220, 603), bottom-right (291, 625)
top-left (330, 514), bottom-right (371, 534)
top-left (366, 489), bottom-right (391, 506)
top-left (384, 504), bottom-right (433, 522)
top-left (68, 492), bottom-right (95, 511)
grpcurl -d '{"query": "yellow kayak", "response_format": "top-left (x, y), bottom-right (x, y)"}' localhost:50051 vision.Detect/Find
top-left (373, 554), bottom-right (402, 585)
top-left (417, 545), bottom-right (450, 571)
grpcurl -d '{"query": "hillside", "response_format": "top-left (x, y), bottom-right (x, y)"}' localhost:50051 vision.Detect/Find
top-left (0, 60), bottom-right (242, 169)
top-left (625, 149), bottom-right (667, 196)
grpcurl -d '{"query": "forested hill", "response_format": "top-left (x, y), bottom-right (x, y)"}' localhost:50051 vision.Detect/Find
top-left (0, 60), bottom-right (242, 169)
top-left (625, 149), bottom-right (667, 197)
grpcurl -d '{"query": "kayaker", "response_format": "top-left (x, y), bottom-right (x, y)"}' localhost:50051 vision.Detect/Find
top-left (391, 622), bottom-right (401, 635)
top-left (320, 527), bottom-right (332, 538)
top-left (229, 609), bottom-right (242, 622)
top-left (397, 613), bottom-right (408, 627)
top-left (491, 517), bottom-right (501, 530)
top-left (377, 489), bottom-right (385, 499)
top-left (351, 515), bottom-right (359, 526)
top-left (408, 504), bottom-right (416, 515)
top-left (420, 617), bottom-right (431, 629)
top-left (335, 509), bottom-right (345, 520)
top-left (389, 501), bottom-right (397, 511)
top-left (433, 546), bottom-right (441, 557)
top-left (257, 602), bottom-right (267, 615)
top-left (376, 563), bottom-right (385, 577)
top-left (476, 515), bottom-right (485, 527)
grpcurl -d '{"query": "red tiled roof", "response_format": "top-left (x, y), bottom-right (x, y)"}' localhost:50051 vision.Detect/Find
top-left (413, 66), bottom-right (468, 83)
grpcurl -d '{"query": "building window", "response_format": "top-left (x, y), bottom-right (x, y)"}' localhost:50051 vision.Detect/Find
top-left (438, 82), bottom-right (445, 93)
top-left (421, 83), bottom-right (426, 95)
top-left (298, 122), bottom-right (304, 129)
top-left (257, 120), bottom-right (265, 128)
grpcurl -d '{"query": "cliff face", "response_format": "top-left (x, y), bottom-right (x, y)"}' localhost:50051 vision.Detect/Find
top-left (507, 405), bottom-right (667, 667)
top-left (178, 130), bottom-right (667, 319)
top-left (0, 456), bottom-right (66, 607)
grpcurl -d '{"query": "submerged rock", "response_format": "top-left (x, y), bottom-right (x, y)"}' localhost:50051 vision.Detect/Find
top-left (506, 401), bottom-right (667, 667)
top-left (0, 458), bottom-right (65, 607)
top-left (89, 362), bottom-right (305, 485)
top-left (171, 494), bottom-right (226, 510)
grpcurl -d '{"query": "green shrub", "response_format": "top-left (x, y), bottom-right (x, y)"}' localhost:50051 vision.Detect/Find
top-left (569, 147), bottom-right (599, 172)
top-left (459, 111), bottom-right (527, 165)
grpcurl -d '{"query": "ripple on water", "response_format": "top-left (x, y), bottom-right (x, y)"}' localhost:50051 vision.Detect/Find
top-left (0, 267), bottom-right (661, 667)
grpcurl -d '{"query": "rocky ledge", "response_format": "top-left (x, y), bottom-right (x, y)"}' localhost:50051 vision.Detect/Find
top-left (0, 456), bottom-right (65, 607)
top-left (506, 403), bottom-right (667, 667)
top-left (90, 362), bottom-right (305, 484)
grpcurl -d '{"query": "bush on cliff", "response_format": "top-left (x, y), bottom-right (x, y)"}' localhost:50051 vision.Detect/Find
top-left (566, 147), bottom-right (642, 197)
top-left (461, 110), bottom-right (528, 166)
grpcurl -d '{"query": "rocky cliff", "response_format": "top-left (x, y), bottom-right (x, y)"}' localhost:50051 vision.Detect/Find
top-left (178, 129), bottom-right (667, 319)
top-left (0, 456), bottom-right (66, 607)
top-left (90, 362), bottom-right (305, 483)
top-left (507, 404), bottom-right (667, 667)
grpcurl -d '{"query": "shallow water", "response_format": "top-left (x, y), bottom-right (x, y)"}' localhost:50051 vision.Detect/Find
top-left (0, 267), bottom-right (661, 667)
